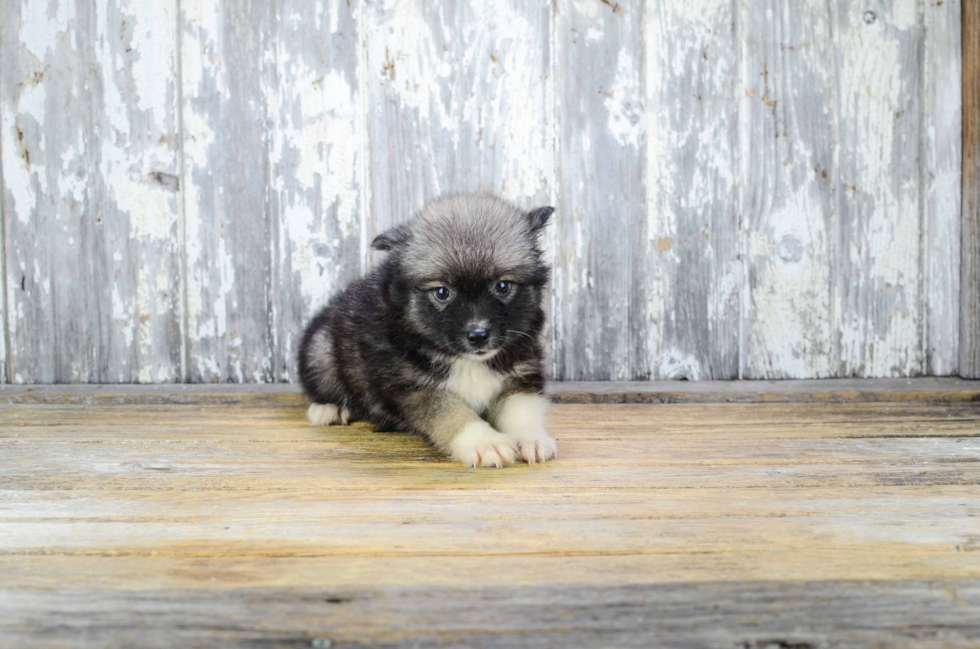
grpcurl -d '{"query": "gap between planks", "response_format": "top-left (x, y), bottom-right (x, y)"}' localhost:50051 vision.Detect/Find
top-left (1, 378), bottom-right (978, 405)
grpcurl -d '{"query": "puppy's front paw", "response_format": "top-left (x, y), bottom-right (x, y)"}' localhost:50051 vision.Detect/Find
top-left (491, 393), bottom-right (557, 465)
top-left (307, 403), bottom-right (350, 426)
top-left (451, 422), bottom-right (518, 468)
top-left (509, 429), bottom-right (558, 465)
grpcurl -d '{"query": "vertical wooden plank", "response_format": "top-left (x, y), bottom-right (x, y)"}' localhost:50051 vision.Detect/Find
top-left (1, 0), bottom-right (182, 383)
top-left (641, 0), bottom-right (739, 380)
top-left (0, 137), bottom-right (6, 383)
top-left (0, 105), bottom-right (7, 384)
top-left (270, 0), bottom-right (365, 382)
top-left (453, 0), bottom-right (554, 206)
top-left (363, 0), bottom-right (460, 238)
top-left (963, 0), bottom-right (980, 378)
top-left (835, 0), bottom-right (924, 377)
top-left (739, 0), bottom-right (837, 378)
top-left (553, 0), bottom-right (643, 380)
top-left (923, 0), bottom-right (961, 376)
top-left (180, 0), bottom-right (276, 382)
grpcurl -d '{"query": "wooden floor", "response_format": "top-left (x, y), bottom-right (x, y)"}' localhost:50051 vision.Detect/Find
top-left (2, 383), bottom-right (980, 648)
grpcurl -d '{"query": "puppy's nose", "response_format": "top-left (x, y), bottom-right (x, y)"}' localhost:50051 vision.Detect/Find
top-left (466, 326), bottom-right (489, 346)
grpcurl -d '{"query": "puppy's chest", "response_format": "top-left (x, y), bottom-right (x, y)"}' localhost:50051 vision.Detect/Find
top-left (443, 360), bottom-right (504, 412)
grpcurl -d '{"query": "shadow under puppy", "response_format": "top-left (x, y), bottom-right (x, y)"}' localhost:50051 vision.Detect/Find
top-left (298, 194), bottom-right (557, 467)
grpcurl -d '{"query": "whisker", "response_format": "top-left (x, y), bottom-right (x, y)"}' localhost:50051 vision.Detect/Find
top-left (506, 330), bottom-right (535, 341)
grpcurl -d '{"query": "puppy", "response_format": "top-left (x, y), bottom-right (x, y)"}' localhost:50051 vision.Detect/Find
top-left (297, 193), bottom-right (557, 467)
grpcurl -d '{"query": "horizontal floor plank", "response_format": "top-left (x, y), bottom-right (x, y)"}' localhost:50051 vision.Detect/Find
top-left (2, 581), bottom-right (980, 649)
top-left (1, 550), bottom-right (978, 589)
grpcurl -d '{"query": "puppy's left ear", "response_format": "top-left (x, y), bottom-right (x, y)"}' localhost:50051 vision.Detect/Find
top-left (371, 223), bottom-right (411, 251)
top-left (526, 206), bottom-right (554, 234)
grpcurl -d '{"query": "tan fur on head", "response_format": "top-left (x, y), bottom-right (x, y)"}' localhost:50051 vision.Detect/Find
top-left (400, 194), bottom-right (546, 282)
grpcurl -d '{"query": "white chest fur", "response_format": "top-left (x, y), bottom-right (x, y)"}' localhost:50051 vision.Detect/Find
top-left (444, 359), bottom-right (504, 412)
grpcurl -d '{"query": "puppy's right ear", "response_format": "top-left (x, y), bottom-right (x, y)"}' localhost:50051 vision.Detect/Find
top-left (371, 224), bottom-right (411, 251)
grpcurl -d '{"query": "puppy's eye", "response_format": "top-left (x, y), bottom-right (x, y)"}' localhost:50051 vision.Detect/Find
top-left (493, 280), bottom-right (512, 296)
top-left (431, 286), bottom-right (453, 303)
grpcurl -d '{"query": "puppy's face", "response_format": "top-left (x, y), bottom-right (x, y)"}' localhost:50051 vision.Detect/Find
top-left (373, 195), bottom-right (552, 361)
top-left (413, 270), bottom-right (538, 360)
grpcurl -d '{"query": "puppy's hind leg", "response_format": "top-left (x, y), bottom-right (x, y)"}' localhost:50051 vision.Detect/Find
top-left (299, 320), bottom-right (351, 426)
top-left (307, 403), bottom-right (351, 426)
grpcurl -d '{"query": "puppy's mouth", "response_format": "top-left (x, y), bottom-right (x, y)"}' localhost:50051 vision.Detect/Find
top-left (461, 349), bottom-right (499, 362)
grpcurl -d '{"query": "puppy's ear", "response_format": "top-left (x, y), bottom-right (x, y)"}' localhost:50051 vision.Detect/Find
top-left (371, 224), bottom-right (411, 251)
top-left (526, 206), bottom-right (554, 234)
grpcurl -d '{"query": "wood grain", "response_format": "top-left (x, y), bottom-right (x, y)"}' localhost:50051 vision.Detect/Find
top-left (642, 0), bottom-right (740, 381)
top-left (180, 0), bottom-right (277, 382)
top-left (1, 396), bottom-right (979, 646)
top-left (270, 0), bottom-right (365, 382)
top-left (740, 0), bottom-right (836, 379)
top-left (0, 122), bottom-right (6, 384)
top-left (835, 0), bottom-right (924, 377)
top-left (3, 581), bottom-right (979, 649)
top-left (363, 0), bottom-right (459, 238)
top-left (0, 1), bottom-right (967, 383)
top-left (553, 0), bottom-right (643, 380)
top-left (0, 0), bottom-right (182, 383)
top-left (454, 0), bottom-right (554, 209)
top-left (963, 0), bottom-right (980, 378)
top-left (924, 0), bottom-right (962, 375)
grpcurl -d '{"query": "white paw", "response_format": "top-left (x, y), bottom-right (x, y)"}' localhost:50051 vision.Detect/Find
top-left (450, 422), bottom-right (518, 468)
top-left (307, 403), bottom-right (350, 426)
top-left (509, 428), bottom-right (558, 465)
top-left (491, 393), bottom-right (556, 464)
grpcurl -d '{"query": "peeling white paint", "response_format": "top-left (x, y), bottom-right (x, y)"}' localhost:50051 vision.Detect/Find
top-left (1, 0), bottom-right (183, 382)
top-left (458, 0), bottom-right (553, 203)
top-left (603, 50), bottom-right (644, 149)
top-left (2, 109), bottom-right (38, 226)
top-left (181, 0), bottom-right (238, 379)
top-left (659, 349), bottom-right (703, 381)
top-left (0, 0), bottom-right (965, 383)
top-left (922, 0), bottom-right (962, 376)
top-left (836, 0), bottom-right (923, 377)
top-left (112, 284), bottom-right (135, 349)
top-left (737, 1), bottom-right (837, 379)
top-left (19, 0), bottom-right (75, 60)
top-left (642, 0), bottom-right (740, 379)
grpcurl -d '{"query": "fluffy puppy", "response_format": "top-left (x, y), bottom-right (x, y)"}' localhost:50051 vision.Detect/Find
top-left (297, 193), bottom-right (557, 467)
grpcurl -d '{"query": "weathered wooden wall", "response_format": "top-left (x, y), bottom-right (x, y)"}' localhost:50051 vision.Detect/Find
top-left (0, 0), bottom-right (966, 383)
